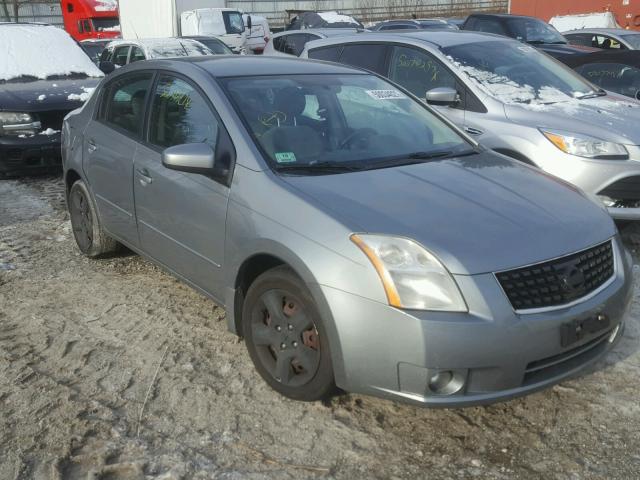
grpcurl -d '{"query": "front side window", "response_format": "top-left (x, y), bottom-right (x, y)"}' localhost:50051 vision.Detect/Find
top-left (443, 41), bottom-right (595, 105)
top-left (389, 46), bottom-right (456, 97)
top-left (594, 35), bottom-right (624, 49)
top-left (575, 63), bottom-right (640, 98)
top-left (223, 11), bottom-right (245, 34)
top-left (113, 45), bottom-right (130, 66)
top-left (222, 74), bottom-right (470, 172)
top-left (149, 75), bottom-right (219, 149)
top-left (565, 33), bottom-right (594, 47)
top-left (103, 73), bottom-right (153, 137)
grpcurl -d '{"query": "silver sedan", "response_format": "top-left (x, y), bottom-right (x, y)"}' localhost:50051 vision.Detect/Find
top-left (62, 56), bottom-right (632, 407)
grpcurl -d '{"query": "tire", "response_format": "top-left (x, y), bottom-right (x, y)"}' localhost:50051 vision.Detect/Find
top-left (242, 266), bottom-right (335, 401)
top-left (68, 180), bottom-right (118, 258)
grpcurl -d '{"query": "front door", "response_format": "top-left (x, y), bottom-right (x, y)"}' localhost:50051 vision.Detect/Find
top-left (84, 72), bottom-right (153, 246)
top-left (133, 74), bottom-right (230, 297)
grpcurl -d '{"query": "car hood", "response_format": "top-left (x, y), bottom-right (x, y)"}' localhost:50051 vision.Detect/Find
top-left (504, 93), bottom-right (640, 145)
top-left (535, 43), bottom-right (598, 58)
top-left (282, 151), bottom-right (615, 275)
top-left (0, 77), bottom-right (101, 112)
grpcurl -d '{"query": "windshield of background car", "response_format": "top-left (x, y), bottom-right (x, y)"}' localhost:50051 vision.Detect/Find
top-left (221, 74), bottom-right (471, 170)
top-left (506, 18), bottom-right (566, 44)
top-left (200, 39), bottom-right (233, 54)
top-left (621, 33), bottom-right (640, 49)
top-left (224, 12), bottom-right (245, 34)
top-left (149, 41), bottom-right (213, 58)
top-left (443, 41), bottom-right (595, 104)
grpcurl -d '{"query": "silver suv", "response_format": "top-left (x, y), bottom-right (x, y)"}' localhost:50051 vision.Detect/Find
top-left (303, 31), bottom-right (640, 220)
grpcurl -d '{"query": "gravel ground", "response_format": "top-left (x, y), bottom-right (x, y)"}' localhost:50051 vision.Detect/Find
top-left (0, 176), bottom-right (639, 480)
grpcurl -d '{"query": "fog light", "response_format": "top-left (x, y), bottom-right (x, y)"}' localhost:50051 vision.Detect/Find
top-left (427, 369), bottom-right (465, 395)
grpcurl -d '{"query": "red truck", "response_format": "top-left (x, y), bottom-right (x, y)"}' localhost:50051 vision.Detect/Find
top-left (61, 0), bottom-right (121, 41)
top-left (510, 0), bottom-right (640, 31)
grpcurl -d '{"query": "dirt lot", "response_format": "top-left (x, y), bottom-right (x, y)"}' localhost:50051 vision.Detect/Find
top-left (0, 176), bottom-right (639, 480)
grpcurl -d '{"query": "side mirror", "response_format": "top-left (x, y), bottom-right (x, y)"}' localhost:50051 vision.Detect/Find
top-left (247, 15), bottom-right (252, 31)
top-left (99, 60), bottom-right (115, 74)
top-left (425, 87), bottom-right (459, 106)
top-left (162, 143), bottom-right (215, 175)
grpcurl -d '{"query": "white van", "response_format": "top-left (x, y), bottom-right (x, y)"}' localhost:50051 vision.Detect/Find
top-left (243, 14), bottom-right (270, 54)
top-left (181, 8), bottom-right (247, 53)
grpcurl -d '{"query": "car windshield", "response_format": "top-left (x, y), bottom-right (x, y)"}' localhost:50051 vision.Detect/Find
top-left (443, 41), bottom-right (596, 104)
top-left (506, 17), bottom-right (566, 44)
top-left (92, 17), bottom-right (120, 32)
top-left (224, 11), bottom-right (245, 34)
top-left (196, 38), bottom-right (233, 54)
top-left (149, 40), bottom-right (213, 58)
top-left (221, 74), bottom-right (472, 173)
top-left (621, 33), bottom-right (640, 49)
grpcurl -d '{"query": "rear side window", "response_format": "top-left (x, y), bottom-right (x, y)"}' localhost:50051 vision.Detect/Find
top-left (308, 45), bottom-right (341, 62)
top-left (130, 46), bottom-right (145, 63)
top-left (339, 44), bottom-right (389, 74)
top-left (102, 73), bottom-right (153, 137)
top-left (148, 75), bottom-right (219, 149)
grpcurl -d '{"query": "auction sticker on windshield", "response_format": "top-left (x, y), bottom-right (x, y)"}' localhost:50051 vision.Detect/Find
top-left (366, 90), bottom-right (407, 100)
top-left (275, 152), bottom-right (297, 163)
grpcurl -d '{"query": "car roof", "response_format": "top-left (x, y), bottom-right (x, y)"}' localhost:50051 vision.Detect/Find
top-left (564, 28), bottom-right (638, 35)
top-left (140, 55), bottom-right (369, 77)
top-left (467, 13), bottom-right (530, 19)
top-left (272, 28), bottom-right (364, 38)
top-left (305, 30), bottom-right (507, 49)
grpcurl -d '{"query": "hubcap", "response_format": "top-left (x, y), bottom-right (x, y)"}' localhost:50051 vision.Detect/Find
top-left (70, 189), bottom-right (92, 251)
top-left (251, 289), bottom-right (321, 387)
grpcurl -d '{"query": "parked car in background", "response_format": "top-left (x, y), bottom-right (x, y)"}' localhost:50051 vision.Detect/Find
top-left (564, 28), bottom-right (640, 51)
top-left (445, 17), bottom-right (466, 28)
top-left (181, 35), bottom-right (234, 55)
top-left (0, 23), bottom-right (102, 176)
top-left (243, 13), bottom-right (270, 54)
top-left (63, 55), bottom-right (631, 407)
top-left (80, 38), bottom-right (112, 65)
top-left (303, 31), bottom-right (640, 220)
top-left (462, 13), bottom-right (597, 58)
top-left (286, 10), bottom-right (363, 30)
top-left (180, 8), bottom-right (247, 54)
top-left (372, 19), bottom-right (458, 31)
top-left (561, 50), bottom-right (640, 100)
top-left (98, 38), bottom-right (214, 73)
top-left (264, 28), bottom-right (363, 57)
top-left (62, 0), bottom-right (120, 41)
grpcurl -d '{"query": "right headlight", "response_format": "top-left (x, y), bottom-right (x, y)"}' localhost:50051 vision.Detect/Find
top-left (0, 112), bottom-right (40, 136)
top-left (351, 234), bottom-right (467, 312)
top-left (540, 129), bottom-right (628, 160)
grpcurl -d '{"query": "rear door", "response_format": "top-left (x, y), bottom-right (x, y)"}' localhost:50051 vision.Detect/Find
top-left (133, 73), bottom-right (232, 297)
top-left (84, 72), bottom-right (154, 247)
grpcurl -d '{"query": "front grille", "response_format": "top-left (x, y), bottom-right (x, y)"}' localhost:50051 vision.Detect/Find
top-left (36, 110), bottom-right (70, 131)
top-left (599, 176), bottom-right (640, 201)
top-left (496, 240), bottom-right (614, 311)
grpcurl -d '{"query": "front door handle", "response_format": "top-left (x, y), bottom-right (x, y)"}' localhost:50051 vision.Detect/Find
top-left (136, 168), bottom-right (153, 186)
top-left (464, 126), bottom-right (484, 136)
top-left (87, 140), bottom-right (97, 153)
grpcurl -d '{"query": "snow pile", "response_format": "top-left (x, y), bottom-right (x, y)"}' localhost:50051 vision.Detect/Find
top-left (551, 12), bottom-right (619, 32)
top-left (39, 128), bottom-right (60, 136)
top-left (317, 11), bottom-right (359, 25)
top-left (0, 25), bottom-right (103, 82)
top-left (68, 87), bottom-right (96, 102)
top-left (37, 94), bottom-right (46, 101)
top-left (93, 0), bottom-right (118, 12)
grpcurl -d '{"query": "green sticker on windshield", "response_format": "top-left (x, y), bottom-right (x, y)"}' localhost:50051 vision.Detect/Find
top-left (275, 152), bottom-right (297, 163)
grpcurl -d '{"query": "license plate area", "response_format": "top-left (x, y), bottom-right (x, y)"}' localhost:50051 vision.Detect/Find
top-left (560, 314), bottom-right (611, 348)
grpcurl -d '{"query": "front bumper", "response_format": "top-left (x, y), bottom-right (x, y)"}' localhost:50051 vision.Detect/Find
top-left (316, 236), bottom-right (633, 407)
top-left (0, 132), bottom-right (62, 176)
top-left (536, 144), bottom-right (640, 221)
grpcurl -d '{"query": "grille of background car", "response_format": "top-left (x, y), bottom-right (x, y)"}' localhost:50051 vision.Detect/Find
top-left (496, 240), bottom-right (614, 310)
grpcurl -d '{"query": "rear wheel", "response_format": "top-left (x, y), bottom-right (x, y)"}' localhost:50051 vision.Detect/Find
top-left (242, 266), bottom-right (335, 401)
top-left (68, 180), bottom-right (118, 257)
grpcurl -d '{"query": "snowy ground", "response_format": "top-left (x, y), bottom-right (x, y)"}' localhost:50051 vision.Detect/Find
top-left (0, 176), bottom-right (639, 480)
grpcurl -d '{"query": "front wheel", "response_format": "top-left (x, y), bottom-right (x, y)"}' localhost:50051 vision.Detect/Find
top-left (68, 180), bottom-right (118, 257)
top-left (242, 266), bottom-right (335, 401)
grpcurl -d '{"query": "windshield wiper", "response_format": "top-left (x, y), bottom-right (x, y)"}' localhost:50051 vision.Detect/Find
top-left (275, 161), bottom-right (363, 174)
top-left (575, 89), bottom-right (607, 100)
top-left (527, 40), bottom-right (566, 45)
top-left (363, 149), bottom-right (479, 170)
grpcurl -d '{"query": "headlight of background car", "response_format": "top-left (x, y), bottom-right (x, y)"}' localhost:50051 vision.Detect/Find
top-left (0, 112), bottom-right (40, 136)
top-left (351, 234), bottom-right (467, 312)
top-left (541, 129), bottom-right (628, 160)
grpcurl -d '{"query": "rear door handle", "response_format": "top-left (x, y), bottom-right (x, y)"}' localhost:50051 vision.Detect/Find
top-left (136, 168), bottom-right (153, 186)
top-left (87, 140), bottom-right (97, 153)
top-left (464, 126), bottom-right (484, 136)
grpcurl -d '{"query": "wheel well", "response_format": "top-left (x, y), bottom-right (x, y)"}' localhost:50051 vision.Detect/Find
top-left (65, 169), bottom-right (81, 197)
top-left (233, 254), bottom-right (285, 334)
top-left (492, 148), bottom-right (537, 167)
